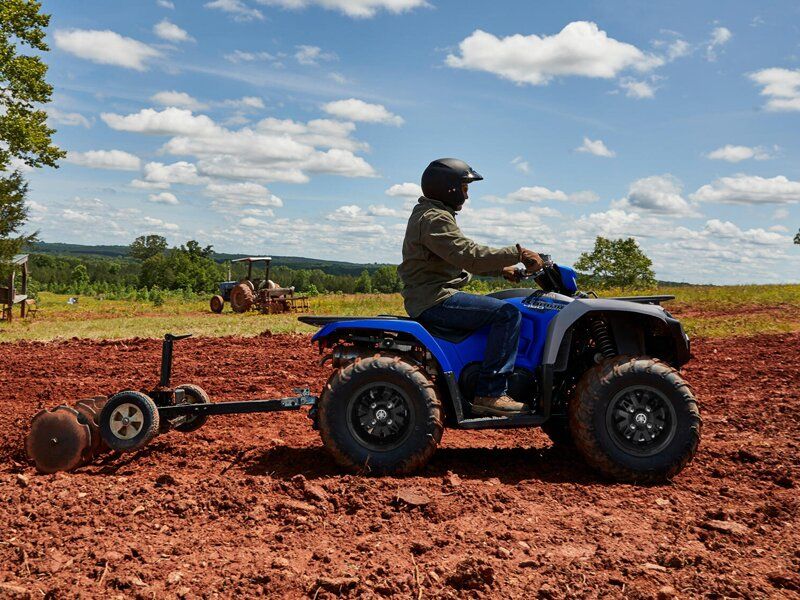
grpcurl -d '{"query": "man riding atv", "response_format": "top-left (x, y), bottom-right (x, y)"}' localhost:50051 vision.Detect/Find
top-left (398, 158), bottom-right (545, 417)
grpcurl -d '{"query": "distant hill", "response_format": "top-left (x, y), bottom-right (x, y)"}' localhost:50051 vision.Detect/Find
top-left (29, 242), bottom-right (388, 276)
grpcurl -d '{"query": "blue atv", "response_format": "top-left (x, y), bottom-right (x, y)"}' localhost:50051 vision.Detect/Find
top-left (300, 257), bottom-right (700, 483)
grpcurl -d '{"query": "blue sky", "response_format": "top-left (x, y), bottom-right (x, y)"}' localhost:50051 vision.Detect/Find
top-left (19, 0), bottom-right (800, 283)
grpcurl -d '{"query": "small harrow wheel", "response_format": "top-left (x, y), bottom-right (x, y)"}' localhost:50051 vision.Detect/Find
top-left (230, 283), bottom-right (254, 313)
top-left (99, 391), bottom-right (160, 452)
top-left (210, 295), bottom-right (224, 314)
top-left (173, 384), bottom-right (210, 433)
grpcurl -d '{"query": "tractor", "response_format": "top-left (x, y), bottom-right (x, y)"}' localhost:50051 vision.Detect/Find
top-left (209, 256), bottom-right (309, 314)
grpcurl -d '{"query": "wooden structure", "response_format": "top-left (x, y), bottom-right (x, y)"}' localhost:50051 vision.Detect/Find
top-left (1, 254), bottom-right (34, 322)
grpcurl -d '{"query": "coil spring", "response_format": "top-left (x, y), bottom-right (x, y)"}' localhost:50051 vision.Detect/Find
top-left (590, 318), bottom-right (616, 358)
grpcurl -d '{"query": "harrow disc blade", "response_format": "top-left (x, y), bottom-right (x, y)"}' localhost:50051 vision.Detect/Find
top-left (26, 405), bottom-right (92, 474)
top-left (74, 396), bottom-right (109, 455)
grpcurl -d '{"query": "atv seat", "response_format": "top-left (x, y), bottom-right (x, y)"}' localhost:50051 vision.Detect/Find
top-left (298, 314), bottom-right (476, 344)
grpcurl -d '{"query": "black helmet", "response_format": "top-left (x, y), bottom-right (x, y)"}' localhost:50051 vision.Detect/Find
top-left (421, 158), bottom-right (483, 210)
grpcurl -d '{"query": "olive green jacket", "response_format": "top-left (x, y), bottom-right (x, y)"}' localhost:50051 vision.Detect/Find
top-left (398, 197), bottom-right (519, 317)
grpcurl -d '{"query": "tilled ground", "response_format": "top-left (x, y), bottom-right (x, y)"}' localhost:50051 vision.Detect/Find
top-left (0, 330), bottom-right (798, 599)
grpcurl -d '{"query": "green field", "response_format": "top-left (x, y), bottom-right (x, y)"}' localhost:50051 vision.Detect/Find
top-left (1, 285), bottom-right (799, 342)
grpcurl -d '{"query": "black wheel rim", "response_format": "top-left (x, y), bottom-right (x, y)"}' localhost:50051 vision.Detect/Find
top-left (605, 385), bottom-right (677, 457)
top-left (346, 383), bottom-right (414, 452)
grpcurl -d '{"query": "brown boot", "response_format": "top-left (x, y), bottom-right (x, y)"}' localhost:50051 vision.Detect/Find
top-left (472, 395), bottom-right (525, 416)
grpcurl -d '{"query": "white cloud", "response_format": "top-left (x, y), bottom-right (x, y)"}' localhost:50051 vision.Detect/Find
top-left (151, 91), bottom-right (208, 111)
top-left (769, 224), bottom-right (789, 233)
top-left (224, 50), bottom-right (275, 63)
top-left (255, 0), bottom-right (428, 18)
top-left (749, 68), bottom-right (800, 112)
top-left (54, 29), bottom-right (160, 71)
top-left (322, 98), bottom-right (403, 125)
top-left (704, 219), bottom-right (784, 245)
top-left (666, 38), bottom-right (691, 61)
top-left (223, 96), bottom-right (265, 109)
top-left (691, 174), bottom-right (800, 205)
top-left (47, 108), bottom-right (92, 128)
top-left (140, 161), bottom-right (209, 187)
top-left (366, 204), bottom-right (404, 217)
top-left (204, 0), bottom-right (264, 21)
top-left (294, 45), bottom-right (337, 66)
top-left (446, 22), bottom-right (662, 86)
top-left (142, 216), bottom-right (179, 231)
top-left (66, 149), bottom-right (141, 171)
top-left (612, 174), bottom-right (699, 217)
top-left (511, 156), bottom-right (530, 174)
top-left (385, 182), bottom-right (422, 197)
top-left (157, 0), bottom-right (175, 7)
top-left (104, 107), bottom-right (378, 184)
top-left (153, 19), bottom-right (194, 43)
top-left (706, 26), bottom-right (732, 61)
top-left (496, 185), bottom-right (599, 204)
top-left (772, 207), bottom-right (790, 220)
top-left (576, 137), bottom-right (616, 157)
top-left (205, 182), bottom-right (284, 207)
top-left (102, 107), bottom-right (219, 136)
top-left (148, 192), bottom-right (180, 205)
top-left (706, 144), bottom-right (771, 162)
top-left (619, 77), bottom-right (657, 99)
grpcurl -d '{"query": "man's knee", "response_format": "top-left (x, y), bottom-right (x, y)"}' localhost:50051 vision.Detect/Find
top-left (496, 303), bottom-right (521, 326)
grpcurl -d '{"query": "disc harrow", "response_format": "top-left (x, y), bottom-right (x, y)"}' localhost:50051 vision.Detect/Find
top-left (25, 332), bottom-right (317, 474)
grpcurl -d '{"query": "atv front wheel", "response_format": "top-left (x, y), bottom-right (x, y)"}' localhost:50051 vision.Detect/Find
top-left (318, 356), bottom-right (443, 475)
top-left (570, 356), bottom-right (700, 483)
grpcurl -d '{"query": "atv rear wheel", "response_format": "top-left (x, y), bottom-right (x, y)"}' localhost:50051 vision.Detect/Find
top-left (318, 356), bottom-right (443, 475)
top-left (230, 283), bottom-right (254, 313)
top-left (570, 356), bottom-right (700, 483)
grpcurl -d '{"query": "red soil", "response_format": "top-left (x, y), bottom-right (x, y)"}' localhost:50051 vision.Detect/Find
top-left (0, 331), bottom-right (798, 598)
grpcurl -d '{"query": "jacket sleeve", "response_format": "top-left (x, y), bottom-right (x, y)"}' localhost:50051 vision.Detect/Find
top-left (422, 211), bottom-right (519, 276)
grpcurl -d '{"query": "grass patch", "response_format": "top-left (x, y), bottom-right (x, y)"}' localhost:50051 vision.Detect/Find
top-left (2, 285), bottom-right (799, 343)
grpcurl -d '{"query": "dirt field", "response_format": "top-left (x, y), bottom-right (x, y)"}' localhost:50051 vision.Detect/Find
top-left (1, 328), bottom-right (798, 599)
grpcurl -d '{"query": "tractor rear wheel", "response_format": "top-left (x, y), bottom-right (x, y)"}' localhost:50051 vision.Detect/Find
top-left (569, 356), bottom-right (701, 483)
top-left (210, 295), bottom-right (224, 313)
top-left (318, 356), bottom-right (444, 475)
top-left (230, 283), bottom-right (254, 313)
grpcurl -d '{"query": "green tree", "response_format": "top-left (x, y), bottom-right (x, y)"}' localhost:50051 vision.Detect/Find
top-left (794, 229), bottom-right (799, 245)
top-left (354, 269), bottom-right (372, 293)
top-left (0, 0), bottom-right (64, 261)
top-left (71, 263), bottom-right (89, 288)
top-left (574, 236), bottom-right (656, 289)
top-left (129, 235), bottom-right (168, 261)
top-left (372, 265), bottom-right (401, 293)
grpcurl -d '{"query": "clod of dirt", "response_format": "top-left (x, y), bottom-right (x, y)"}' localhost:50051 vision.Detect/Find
top-left (395, 488), bottom-right (431, 508)
top-left (445, 557), bottom-right (494, 590)
top-left (444, 471), bottom-right (461, 487)
top-left (15, 474), bottom-right (29, 488)
top-left (315, 576), bottom-right (358, 593)
top-left (410, 541), bottom-right (433, 555)
top-left (657, 585), bottom-right (678, 599)
top-left (0, 582), bottom-right (30, 599)
top-left (155, 473), bottom-right (177, 487)
top-left (702, 519), bottom-right (750, 535)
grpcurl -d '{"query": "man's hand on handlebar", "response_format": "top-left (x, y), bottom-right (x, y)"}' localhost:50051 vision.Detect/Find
top-left (516, 244), bottom-right (545, 273)
top-left (501, 265), bottom-right (523, 283)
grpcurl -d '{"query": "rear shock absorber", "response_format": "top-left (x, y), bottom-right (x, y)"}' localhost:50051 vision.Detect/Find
top-left (590, 317), bottom-right (616, 359)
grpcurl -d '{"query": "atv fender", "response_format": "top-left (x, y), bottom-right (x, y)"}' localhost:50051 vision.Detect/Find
top-left (311, 319), bottom-right (456, 372)
top-left (542, 299), bottom-right (690, 368)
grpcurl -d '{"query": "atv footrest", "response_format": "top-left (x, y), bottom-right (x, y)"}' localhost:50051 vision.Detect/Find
top-left (458, 414), bottom-right (547, 430)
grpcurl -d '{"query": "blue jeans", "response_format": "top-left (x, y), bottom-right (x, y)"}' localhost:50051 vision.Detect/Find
top-left (417, 292), bottom-right (521, 398)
